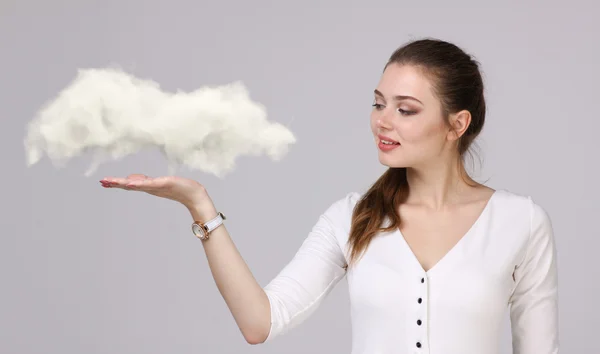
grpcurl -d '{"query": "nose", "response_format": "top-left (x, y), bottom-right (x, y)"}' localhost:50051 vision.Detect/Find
top-left (376, 117), bottom-right (392, 131)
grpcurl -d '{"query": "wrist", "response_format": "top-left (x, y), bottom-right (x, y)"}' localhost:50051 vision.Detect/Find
top-left (188, 202), bottom-right (218, 223)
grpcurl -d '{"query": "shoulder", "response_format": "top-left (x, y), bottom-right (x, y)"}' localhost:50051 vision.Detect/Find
top-left (492, 189), bottom-right (555, 258)
top-left (322, 191), bottom-right (362, 220)
top-left (318, 191), bottom-right (363, 236)
top-left (492, 189), bottom-right (553, 227)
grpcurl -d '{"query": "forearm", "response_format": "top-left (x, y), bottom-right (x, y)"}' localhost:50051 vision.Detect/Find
top-left (189, 204), bottom-right (271, 345)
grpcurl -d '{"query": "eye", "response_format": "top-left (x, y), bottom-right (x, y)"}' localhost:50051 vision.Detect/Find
top-left (372, 103), bottom-right (385, 110)
top-left (397, 108), bottom-right (416, 116)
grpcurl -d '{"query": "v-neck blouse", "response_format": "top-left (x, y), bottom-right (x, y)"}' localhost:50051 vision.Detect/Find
top-left (262, 189), bottom-right (559, 354)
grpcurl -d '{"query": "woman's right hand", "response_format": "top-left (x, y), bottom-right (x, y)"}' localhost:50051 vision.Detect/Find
top-left (100, 174), bottom-right (216, 217)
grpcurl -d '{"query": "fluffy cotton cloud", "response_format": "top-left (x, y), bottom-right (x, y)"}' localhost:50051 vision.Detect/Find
top-left (24, 67), bottom-right (296, 177)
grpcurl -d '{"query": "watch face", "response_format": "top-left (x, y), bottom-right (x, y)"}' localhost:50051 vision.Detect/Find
top-left (192, 223), bottom-right (206, 239)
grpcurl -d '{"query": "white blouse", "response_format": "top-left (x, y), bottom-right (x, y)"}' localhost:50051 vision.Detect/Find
top-left (262, 189), bottom-right (559, 354)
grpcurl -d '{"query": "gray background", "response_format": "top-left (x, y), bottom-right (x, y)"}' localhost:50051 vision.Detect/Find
top-left (1, 0), bottom-right (598, 353)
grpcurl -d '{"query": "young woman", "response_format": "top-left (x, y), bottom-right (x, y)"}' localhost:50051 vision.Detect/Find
top-left (100, 38), bottom-right (559, 354)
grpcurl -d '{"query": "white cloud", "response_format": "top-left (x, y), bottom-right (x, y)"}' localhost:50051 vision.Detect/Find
top-left (24, 67), bottom-right (296, 177)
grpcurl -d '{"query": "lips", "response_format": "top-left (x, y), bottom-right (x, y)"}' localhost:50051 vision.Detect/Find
top-left (378, 134), bottom-right (400, 145)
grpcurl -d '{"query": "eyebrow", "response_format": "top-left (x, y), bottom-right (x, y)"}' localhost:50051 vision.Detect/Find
top-left (374, 89), bottom-right (423, 105)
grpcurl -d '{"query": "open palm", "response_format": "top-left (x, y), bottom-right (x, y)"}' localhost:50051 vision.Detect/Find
top-left (100, 174), bottom-right (209, 209)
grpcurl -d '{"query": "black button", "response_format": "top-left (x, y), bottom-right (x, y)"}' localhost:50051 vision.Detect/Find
top-left (418, 297), bottom-right (422, 304)
top-left (421, 277), bottom-right (425, 283)
top-left (416, 342), bottom-right (422, 348)
top-left (417, 319), bottom-right (422, 325)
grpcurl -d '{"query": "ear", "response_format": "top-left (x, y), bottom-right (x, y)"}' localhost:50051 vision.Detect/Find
top-left (447, 110), bottom-right (471, 141)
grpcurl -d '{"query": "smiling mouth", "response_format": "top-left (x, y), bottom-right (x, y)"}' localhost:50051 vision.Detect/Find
top-left (378, 135), bottom-right (401, 145)
top-left (380, 139), bottom-right (400, 145)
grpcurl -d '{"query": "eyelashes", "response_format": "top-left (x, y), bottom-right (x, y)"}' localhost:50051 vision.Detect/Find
top-left (371, 103), bottom-right (416, 116)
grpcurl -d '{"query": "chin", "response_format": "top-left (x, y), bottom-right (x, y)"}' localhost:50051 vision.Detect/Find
top-left (378, 155), bottom-right (408, 168)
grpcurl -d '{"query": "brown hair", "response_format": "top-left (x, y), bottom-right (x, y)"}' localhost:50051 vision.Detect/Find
top-left (345, 38), bottom-right (487, 268)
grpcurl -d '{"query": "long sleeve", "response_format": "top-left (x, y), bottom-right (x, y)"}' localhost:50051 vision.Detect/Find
top-left (509, 198), bottom-right (559, 353)
top-left (262, 196), bottom-right (352, 342)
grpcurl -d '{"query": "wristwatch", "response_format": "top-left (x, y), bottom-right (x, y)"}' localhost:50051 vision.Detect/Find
top-left (191, 212), bottom-right (226, 241)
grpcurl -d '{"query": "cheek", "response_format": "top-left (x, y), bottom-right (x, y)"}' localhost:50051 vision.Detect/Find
top-left (394, 119), bottom-right (445, 146)
top-left (392, 120), bottom-right (426, 143)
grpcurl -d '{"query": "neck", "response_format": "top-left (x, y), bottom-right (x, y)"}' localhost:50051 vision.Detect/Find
top-left (405, 155), bottom-right (478, 210)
